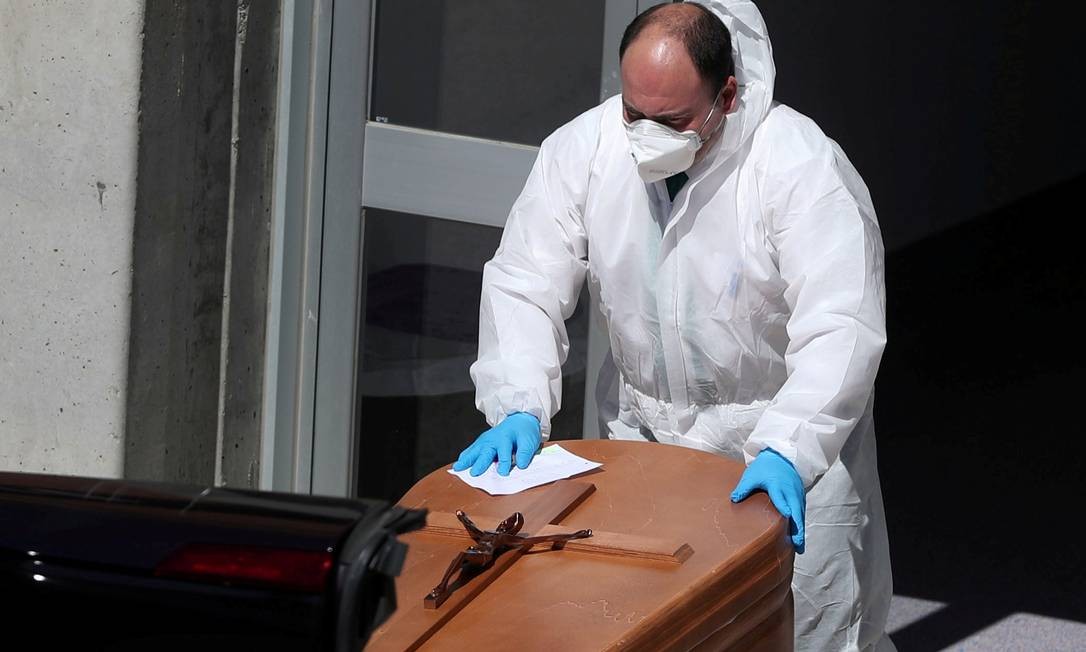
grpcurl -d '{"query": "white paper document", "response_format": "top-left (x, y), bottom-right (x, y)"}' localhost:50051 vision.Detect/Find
top-left (448, 444), bottom-right (602, 495)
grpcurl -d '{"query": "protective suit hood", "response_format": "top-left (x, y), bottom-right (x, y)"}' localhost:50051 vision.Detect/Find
top-left (690, 0), bottom-right (775, 171)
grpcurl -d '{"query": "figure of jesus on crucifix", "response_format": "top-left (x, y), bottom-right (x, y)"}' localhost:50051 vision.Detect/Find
top-left (425, 510), bottom-right (593, 608)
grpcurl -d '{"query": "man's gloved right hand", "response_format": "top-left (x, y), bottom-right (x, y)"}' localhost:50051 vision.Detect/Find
top-left (452, 412), bottom-right (542, 477)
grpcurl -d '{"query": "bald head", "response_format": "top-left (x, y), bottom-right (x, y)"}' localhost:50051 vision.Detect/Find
top-left (619, 3), bottom-right (738, 165)
top-left (619, 2), bottom-right (734, 99)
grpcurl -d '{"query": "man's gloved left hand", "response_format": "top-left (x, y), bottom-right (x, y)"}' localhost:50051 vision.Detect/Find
top-left (452, 412), bottom-right (542, 477)
top-left (731, 448), bottom-right (806, 554)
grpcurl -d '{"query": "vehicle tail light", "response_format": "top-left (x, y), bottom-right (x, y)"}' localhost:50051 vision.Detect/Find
top-left (154, 544), bottom-right (334, 593)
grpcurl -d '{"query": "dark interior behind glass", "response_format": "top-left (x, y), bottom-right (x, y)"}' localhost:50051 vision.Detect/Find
top-left (356, 209), bottom-right (588, 502)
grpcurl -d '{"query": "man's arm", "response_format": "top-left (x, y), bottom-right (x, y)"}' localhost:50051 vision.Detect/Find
top-left (469, 118), bottom-right (596, 439)
top-left (743, 117), bottom-right (887, 490)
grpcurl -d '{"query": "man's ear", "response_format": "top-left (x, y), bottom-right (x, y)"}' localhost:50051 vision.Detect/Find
top-left (722, 75), bottom-right (739, 113)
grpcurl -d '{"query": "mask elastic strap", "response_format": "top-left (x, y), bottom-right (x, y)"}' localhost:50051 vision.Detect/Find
top-left (695, 87), bottom-right (727, 141)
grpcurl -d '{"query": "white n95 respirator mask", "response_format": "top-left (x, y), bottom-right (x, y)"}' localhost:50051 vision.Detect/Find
top-left (623, 91), bottom-right (725, 183)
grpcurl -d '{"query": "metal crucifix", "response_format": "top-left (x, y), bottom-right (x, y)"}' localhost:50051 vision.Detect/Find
top-left (424, 509), bottom-right (593, 609)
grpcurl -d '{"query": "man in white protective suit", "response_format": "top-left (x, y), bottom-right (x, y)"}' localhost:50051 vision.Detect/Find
top-left (452, 1), bottom-right (895, 649)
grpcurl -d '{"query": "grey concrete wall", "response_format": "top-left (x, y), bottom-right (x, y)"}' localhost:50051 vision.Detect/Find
top-left (0, 1), bottom-right (144, 477)
top-left (124, 0), bottom-right (280, 487)
top-left (218, 2), bottom-right (280, 489)
top-left (123, 0), bottom-right (236, 485)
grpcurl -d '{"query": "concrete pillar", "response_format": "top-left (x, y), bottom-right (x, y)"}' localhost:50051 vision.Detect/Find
top-left (0, 1), bottom-right (144, 477)
top-left (217, 2), bottom-right (281, 489)
top-left (123, 0), bottom-right (281, 487)
top-left (122, 1), bottom-right (237, 485)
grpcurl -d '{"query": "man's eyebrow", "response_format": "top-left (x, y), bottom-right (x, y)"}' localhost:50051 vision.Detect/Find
top-left (623, 102), bottom-right (689, 121)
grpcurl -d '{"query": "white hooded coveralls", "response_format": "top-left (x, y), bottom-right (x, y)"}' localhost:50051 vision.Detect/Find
top-left (470, 1), bottom-right (895, 649)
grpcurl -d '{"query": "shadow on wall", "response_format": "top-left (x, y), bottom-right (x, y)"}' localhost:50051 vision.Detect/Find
top-left (758, 0), bottom-right (1086, 251)
top-left (873, 174), bottom-right (1085, 649)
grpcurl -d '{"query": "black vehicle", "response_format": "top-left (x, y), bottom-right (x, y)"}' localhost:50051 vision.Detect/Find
top-left (0, 471), bottom-right (425, 651)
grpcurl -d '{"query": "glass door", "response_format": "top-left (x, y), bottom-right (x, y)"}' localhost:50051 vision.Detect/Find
top-left (277, 0), bottom-right (664, 499)
top-left (355, 0), bottom-right (606, 502)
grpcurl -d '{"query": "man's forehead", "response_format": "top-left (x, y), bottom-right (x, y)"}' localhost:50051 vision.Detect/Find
top-left (620, 30), bottom-right (707, 113)
top-left (622, 29), bottom-right (694, 75)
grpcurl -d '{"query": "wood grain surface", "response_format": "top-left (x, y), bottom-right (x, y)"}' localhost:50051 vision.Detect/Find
top-left (365, 440), bottom-right (794, 652)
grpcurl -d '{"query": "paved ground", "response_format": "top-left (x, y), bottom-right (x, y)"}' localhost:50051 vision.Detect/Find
top-left (888, 596), bottom-right (1086, 651)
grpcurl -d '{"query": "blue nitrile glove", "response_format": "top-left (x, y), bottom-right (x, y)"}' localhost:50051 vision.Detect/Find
top-left (731, 448), bottom-right (806, 554)
top-left (452, 412), bottom-right (542, 477)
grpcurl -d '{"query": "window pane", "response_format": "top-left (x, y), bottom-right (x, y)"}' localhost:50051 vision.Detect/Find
top-left (356, 209), bottom-right (588, 502)
top-left (370, 0), bottom-right (606, 146)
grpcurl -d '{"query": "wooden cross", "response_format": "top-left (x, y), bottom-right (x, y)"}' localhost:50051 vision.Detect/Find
top-left (368, 479), bottom-right (693, 652)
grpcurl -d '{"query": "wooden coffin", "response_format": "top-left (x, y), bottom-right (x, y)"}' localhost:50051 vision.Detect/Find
top-left (365, 439), bottom-right (793, 651)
